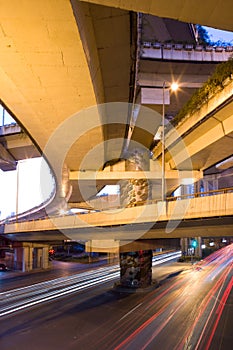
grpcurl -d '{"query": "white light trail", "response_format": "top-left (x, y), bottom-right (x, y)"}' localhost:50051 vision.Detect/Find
top-left (0, 271), bottom-right (119, 317)
top-left (152, 251), bottom-right (181, 266)
top-left (0, 251), bottom-right (182, 318)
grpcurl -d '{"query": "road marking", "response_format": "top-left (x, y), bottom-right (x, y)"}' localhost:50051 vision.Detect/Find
top-left (119, 303), bottom-right (142, 321)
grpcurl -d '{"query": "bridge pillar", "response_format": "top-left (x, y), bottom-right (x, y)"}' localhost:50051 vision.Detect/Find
top-left (33, 246), bottom-right (50, 269)
top-left (12, 243), bottom-right (50, 271)
top-left (33, 248), bottom-right (43, 268)
top-left (180, 237), bottom-right (189, 256)
top-left (13, 246), bottom-right (24, 270)
top-left (120, 150), bottom-right (151, 207)
top-left (13, 245), bottom-right (33, 271)
top-left (33, 247), bottom-right (46, 269)
top-left (107, 252), bottom-right (118, 264)
top-left (24, 246), bottom-right (33, 272)
top-left (42, 246), bottom-right (49, 269)
top-left (119, 250), bottom-right (152, 288)
top-left (195, 237), bottom-right (202, 258)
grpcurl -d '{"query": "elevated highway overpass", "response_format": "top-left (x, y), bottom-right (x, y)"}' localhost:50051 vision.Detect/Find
top-left (79, 0), bottom-right (233, 32)
top-left (0, 1), bottom-right (233, 276)
top-left (152, 78), bottom-right (233, 171)
top-left (3, 189), bottom-right (233, 242)
top-left (1, 186), bottom-right (232, 273)
top-left (1, 1), bottom-right (232, 179)
top-left (0, 1), bottom-right (232, 206)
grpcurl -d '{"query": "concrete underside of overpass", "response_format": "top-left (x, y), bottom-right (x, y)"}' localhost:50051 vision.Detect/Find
top-left (1, 0), bottom-right (233, 257)
top-left (2, 215), bottom-right (232, 274)
top-left (2, 215), bottom-right (233, 241)
top-left (80, 0), bottom-right (233, 31)
top-left (0, 124), bottom-right (41, 171)
top-left (0, 1), bottom-right (134, 173)
top-left (1, 0), bottom-right (232, 209)
top-left (1, 0), bottom-right (232, 176)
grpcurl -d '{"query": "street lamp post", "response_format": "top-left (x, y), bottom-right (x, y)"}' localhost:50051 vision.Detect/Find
top-left (161, 82), bottom-right (179, 202)
top-left (16, 161), bottom-right (19, 223)
top-left (161, 81), bottom-right (166, 202)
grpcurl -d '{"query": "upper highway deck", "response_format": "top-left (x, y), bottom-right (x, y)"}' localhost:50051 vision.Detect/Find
top-left (2, 188), bottom-right (233, 242)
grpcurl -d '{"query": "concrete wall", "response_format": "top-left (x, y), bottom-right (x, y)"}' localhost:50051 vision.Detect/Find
top-left (4, 192), bottom-right (233, 236)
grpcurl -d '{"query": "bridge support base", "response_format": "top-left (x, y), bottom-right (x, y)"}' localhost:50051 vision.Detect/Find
top-left (119, 250), bottom-right (152, 288)
top-left (12, 242), bottom-right (50, 272)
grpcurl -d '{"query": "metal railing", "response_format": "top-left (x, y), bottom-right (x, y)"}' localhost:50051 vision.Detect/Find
top-left (166, 187), bottom-right (233, 201)
top-left (2, 187), bottom-right (233, 226)
top-left (142, 41), bottom-right (233, 53)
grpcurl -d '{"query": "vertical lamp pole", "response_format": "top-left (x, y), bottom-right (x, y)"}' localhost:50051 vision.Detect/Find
top-left (16, 161), bottom-right (20, 223)
top-left (161, 81), bottom-right (179, 202)
top-left (161, 81), bottom-right (166, 202)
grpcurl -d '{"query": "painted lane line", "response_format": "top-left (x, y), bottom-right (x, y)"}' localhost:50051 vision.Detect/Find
top-left (119, 303), bottom-right (143, 321)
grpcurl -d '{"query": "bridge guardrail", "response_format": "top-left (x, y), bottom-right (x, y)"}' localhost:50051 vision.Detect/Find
top-left (2, 187), bottom-right (233, 226)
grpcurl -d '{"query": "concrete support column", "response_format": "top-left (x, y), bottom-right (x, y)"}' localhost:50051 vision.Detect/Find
top-left (23, 247), bottom-right (33, 272)
top-left (195, 237), bottom-right (202, 258)
top-left (13, 243), bottom-right (50, 271)
top-left (14, 247), bottom-right (23, 270)
top-left (28, 247), bottom-right (33, 271)
top-left (35, 248), bottom-right (43, 268)
top-left (120, 250), bottom-right (152, 288)
top-left (121, 150), bottom-right (151, 207)
top-left (180, 238), bottom-right (188, 256)
top-left (13, 246), bottom-right (33, 272)
top-left (107, 253), bottom-right (117, 264)
top-left (42, 247), bottom-right (49, 269)
top-left (180, 238), bottom-right (185, 254)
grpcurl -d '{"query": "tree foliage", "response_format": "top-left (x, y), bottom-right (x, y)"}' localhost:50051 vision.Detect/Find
top-left (172, 58), bottom-right (233, 126)
top-left (196, 25), bottom-right (210, 45)
top-left (196, 25), bottom-right (233, 47)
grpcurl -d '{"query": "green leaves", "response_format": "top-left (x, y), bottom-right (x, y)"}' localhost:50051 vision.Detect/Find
top-left (172, 58), bottom-right (233, 126)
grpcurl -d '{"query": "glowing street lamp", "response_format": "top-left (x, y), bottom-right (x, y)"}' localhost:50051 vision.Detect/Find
top-left (161, 81), bottom-right (179, 201)
top-left (170, 82), bottom-right (179, 92)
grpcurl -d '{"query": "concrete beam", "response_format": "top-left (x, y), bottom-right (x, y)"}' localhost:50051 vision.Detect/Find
top-left (2, 133), bottom-right (41, 162)
top-left (141, 46), bottom-right (233, 62)
top-left (138, 73), bottom-right (207, 88)
top-left (118, 239), bottom-right (180, 252)
top-left (86, 238), bottom-right (180, 285)
top-left (152, 80), bottom-right (233, 171)
top-left (79, 0), bottom-right (233, 31)
top-left (0, 124), bottom-right (21, 136)
top-left (69, 169), bottom-right (201, 181)
top-left (6, 135), bottom-right (35, 149)
top-left (0, 142), bottom-right (16, 171)
top-left (4, 193), bottom-right (233, 241)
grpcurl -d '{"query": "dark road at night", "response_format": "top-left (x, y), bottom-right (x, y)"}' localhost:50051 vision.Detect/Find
top-left (0, 246), bottom-right (232, 350)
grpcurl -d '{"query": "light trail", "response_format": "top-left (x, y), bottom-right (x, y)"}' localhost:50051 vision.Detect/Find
top-left (140, 298), bottom-right (187, 350)
top-left (0, 265), bottom-right (119, 303)
top-left (0, 270), bottom-right (119, 317)
top-left (0, 251), bottom-right (181, 318)
top-left (152, 251), bottom-right (181, 265)
top-left (204, 275), bottom-right (233, 350)
top-left (113, 244), bottom-right (233, 350)
top-left (175, 261), bottom-right (232, 350)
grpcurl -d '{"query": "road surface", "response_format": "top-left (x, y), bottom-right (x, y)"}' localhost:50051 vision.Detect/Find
top-left (0, 246), bottom-right (232, 350)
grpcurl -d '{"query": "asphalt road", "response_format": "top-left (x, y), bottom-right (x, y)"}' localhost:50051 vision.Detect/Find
top-left (0, 246), bottom-right (232, 350)
top-left (0, 258), bottom-right (109, 292)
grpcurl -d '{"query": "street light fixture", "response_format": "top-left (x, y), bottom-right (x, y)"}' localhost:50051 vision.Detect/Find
top-left (161, 81), bottom-right (179, 201)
